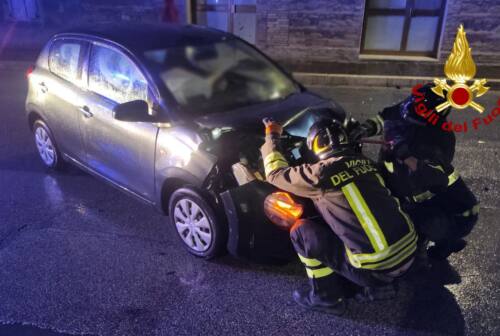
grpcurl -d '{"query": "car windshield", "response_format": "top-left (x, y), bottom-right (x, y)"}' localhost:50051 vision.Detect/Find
top-left (143, 38), bottom-right (299, 114)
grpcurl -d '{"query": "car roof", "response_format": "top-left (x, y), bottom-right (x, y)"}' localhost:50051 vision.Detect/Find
top-left (55, 23), bottom-right (233, 53)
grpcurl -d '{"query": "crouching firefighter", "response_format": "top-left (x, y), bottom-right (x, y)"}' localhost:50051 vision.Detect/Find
top-left (349, 83), bottom-right (479, 260)
top-left (260, 118), bottom-right (417, 315)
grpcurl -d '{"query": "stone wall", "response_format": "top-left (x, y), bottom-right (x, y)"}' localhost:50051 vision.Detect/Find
top-left (442, 0), bottom-right (500, 65)
top-left (0, 0), bottom-right (498, 78)
top-left (256, 0), bottom-right (500, 77)
top-left (256, 0), bottom-right (365, 64)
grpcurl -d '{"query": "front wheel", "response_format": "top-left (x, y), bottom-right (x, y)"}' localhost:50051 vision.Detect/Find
top-left (168, 188), bottom-right (227, 259)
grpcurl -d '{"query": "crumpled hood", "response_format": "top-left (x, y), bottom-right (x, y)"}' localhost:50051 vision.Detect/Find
top-left (193, 91), bottom-right (346, 138)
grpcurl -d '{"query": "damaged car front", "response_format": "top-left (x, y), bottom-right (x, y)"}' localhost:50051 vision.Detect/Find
top-left (145, 32), bottom-right (346, 261)
top-left (25, 24), bottom-right (346, 263)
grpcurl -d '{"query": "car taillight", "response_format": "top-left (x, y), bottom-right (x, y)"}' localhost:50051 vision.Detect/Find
top-left (264, 192), bottom-right (303, 230)
top-left (25, 65), bottom-right (34, 79)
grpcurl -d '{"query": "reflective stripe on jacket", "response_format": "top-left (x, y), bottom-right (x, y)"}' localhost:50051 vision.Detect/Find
top-left (260, 133), bottom-right (416, 271)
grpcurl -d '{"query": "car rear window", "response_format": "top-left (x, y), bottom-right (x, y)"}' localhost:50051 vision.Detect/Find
top-left (48, 39), bottom-right (82, 82)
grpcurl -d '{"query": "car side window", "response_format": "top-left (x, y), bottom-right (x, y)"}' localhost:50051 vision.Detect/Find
top-left (48, 39), bottom-right (83, 82)
top-left (88, 45), bottom-right (148, 104)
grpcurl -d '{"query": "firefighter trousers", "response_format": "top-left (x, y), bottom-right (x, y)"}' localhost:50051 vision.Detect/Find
top-left (290, 219), bottom-right (390, 288)
top-left (405, 177), bottom-right (479, 244)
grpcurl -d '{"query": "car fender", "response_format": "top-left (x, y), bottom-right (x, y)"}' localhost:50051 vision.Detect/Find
top-left (154, 127), bottom-right (217, 213)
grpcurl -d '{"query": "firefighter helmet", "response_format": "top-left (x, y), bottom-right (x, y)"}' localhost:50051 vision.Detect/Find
top-left (306, 119), bottom-right (350, 159)
top-left (402, 83), bottom-right (451, 124)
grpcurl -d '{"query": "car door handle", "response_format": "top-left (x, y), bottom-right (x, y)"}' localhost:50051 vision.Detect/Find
top-left (79, 106), bottom-right (93, 118)
top-left (38, 82), bottom-right (48, 93)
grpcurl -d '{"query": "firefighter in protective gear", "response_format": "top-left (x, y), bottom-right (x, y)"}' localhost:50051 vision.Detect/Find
top-left (350, 83), bottom-right (479, 260)
top-left (260, 118), bottom-right (417, 315)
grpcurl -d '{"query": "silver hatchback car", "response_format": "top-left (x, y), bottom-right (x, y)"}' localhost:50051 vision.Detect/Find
top-left (26, 24), bottom-right (345, 260)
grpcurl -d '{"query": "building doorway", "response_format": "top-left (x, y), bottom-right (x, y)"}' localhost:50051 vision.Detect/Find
top-left (192, 0), bottom-right (257, 44)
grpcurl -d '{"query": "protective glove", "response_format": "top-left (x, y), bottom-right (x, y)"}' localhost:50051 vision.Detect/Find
top-left (393, 143), bottom-right (412, 161)
top-left (262, 117), bottom-right (283, 136)
top-left (348, 119), bottom-right (378, 142)
top-left (343, 116), bottom-right (360, 135)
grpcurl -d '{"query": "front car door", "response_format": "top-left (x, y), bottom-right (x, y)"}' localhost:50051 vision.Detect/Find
top-left (42, 38), bottom-right (88, 160)
top-left (79, 42), bottom-right (158, 202)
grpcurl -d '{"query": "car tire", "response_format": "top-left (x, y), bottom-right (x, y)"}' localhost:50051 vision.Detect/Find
top-left (32, 119), bottom-right (65, 170)
top-left (169, 187), bottom-right (227, 259)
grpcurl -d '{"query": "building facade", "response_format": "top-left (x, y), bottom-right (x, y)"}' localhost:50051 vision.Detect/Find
top-left (254, 0), bottom-right (499, 80)
top-left (0, 0), bottom-right (498, 80)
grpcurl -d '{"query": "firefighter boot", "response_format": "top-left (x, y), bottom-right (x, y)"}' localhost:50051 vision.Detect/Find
top-left (293, 272), bottom-right (347, 315)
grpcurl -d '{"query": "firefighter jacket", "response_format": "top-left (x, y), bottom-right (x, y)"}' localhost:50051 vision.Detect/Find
top-left (368, 104), bottom-right (464, 205)
top-left (260, 132), bottom-right (417, 272)
top-left (373, 102), bottom-right (456, 164)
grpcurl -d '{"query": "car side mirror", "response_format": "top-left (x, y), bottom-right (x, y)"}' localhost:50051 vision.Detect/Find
top-left (113, 100), bottom-right (154, 122)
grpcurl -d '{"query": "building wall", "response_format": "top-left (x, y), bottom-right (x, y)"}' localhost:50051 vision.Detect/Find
top-left (0, 0), bottom-right (498, 78)
top-left (256, 0), bottom-right (365, 64)
top-left (79, 0), bottom-right (187, 24)
top-left (255, 0), bottom-right (500, 77)
top-left (0, 0), bottom-right (188, 25)
top-left (442, 0), bottom-right (500, 65)
top-left (0, 0), bottom-right (188, 53)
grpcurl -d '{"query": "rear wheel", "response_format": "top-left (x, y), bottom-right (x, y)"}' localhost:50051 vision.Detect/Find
top-left (168, 188), bottom-right (226, 258)
top-left (33, 120), bottom-right (64, 170)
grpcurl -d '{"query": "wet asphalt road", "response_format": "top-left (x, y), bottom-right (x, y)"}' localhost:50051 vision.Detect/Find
top-left (0, 66), bottom-right (499, 336)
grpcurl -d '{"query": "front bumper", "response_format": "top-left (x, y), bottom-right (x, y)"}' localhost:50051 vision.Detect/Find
top-left (221, 180), bottom-right (295, 263)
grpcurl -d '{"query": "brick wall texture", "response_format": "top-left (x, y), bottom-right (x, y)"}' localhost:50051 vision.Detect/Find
top-left (256, 0), bottom-right (500, 69)
top-left (0, 0), bottom-right (498, 74)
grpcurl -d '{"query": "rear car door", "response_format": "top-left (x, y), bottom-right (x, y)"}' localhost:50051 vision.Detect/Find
top-left (80, 43), bottom-right (158, 201)
top-left (41, 38), bottom-right (88, 159)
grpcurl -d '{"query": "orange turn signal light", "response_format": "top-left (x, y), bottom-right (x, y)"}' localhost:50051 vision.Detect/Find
top-left (275, 196), bottom-right (303, 218)
top-left (264, 192), bottom-right (303, 230)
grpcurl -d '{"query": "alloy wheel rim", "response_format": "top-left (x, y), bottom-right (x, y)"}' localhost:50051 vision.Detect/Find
top-left (173, 199), bottom-right (212, 252)
top-left (35, 126), bottom-right (56, 166)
